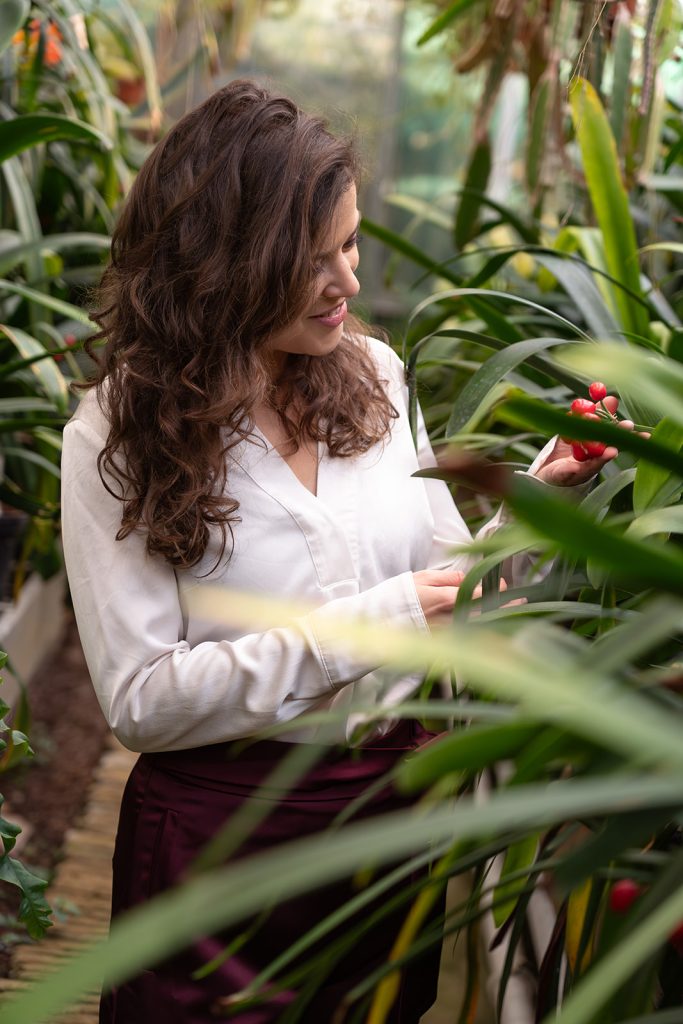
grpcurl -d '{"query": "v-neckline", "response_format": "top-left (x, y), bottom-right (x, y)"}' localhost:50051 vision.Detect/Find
top-left (251, 425), bottom-right (321, 499)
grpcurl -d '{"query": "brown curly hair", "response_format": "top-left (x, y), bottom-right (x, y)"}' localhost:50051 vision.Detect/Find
top-left (82, 79), bottom-right (397, 569)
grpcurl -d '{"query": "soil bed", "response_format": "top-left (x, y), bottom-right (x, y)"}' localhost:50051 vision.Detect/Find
top-left (0, 610), bottom-right (110, 974)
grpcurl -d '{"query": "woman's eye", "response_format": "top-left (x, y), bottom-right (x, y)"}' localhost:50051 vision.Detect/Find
top-left (343, 231), bottom-right (363, 252)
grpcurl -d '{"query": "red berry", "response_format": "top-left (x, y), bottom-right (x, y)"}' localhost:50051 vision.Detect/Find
top-left (609, 879), bottom-right (642, 914)
top-left (669, 921), bottom-right (683, 957)
top-left (570, 398), bottom-right (597, 416)
top-left (584, 441), bottom-right (606, 458)
top-left (588, 382), bottom-right (607, 402)
top-left (64, 333), bottom-right (77, 347)
top-left (571, 443), bottom-right (589, 462)
top-left (53, 353), bottom-right (65, 362)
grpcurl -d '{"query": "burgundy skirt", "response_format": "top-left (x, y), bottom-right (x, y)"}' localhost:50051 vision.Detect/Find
top-left (100, 720), bottom-right (444, 1024)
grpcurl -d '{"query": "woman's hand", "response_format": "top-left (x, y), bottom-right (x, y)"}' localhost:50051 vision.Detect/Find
top-left (413, 570), bottom-right (524, 626)
top-left (535, 398), bottom-right (649, 487)
top-left (413, 569), bottom-right (466, 624)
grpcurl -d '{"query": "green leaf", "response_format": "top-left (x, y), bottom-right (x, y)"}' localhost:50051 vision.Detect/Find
top-left (446, 336), bottom-right (572, 436)
top-left (507, 473), bottom-right (683, 597)
top-left (569, 78), bottom-right (649, 340)
top-left (499, 396), bottom-right (683, 477)
top-left (626, 506), bottom-right (683, 540)
top-left (0, 0), bottom-right (29, 58)
top-left (0, 114), bottom-right (113, 163)
top-left (0, 325), bottom-right (69, 413)
top-left (417, 0), bottom-right (483, 44)
top-left (0, 854), bottom-right (52, 938)
top-left (2, 774), bottom-right (683, 1024)
top-left (542, 884), bottom-right (683, 1024)
top-left (609, 9), bottom-right (633, 149)
top-left (533, 253), bottom-right (621, 339)
top-left (527, 74), bottom-right (553, 196)
top-left (397, 720), bottom-right (541, 793)
top-left (1, 446), bottom-right (61, 478)
top-left (492, 832), bottom-right (539, 927)
top-left (455, 139), bottom-right (491, 249)
top-left (0, 814), bottom-right (21, 855)
top-left (0, 232), bottom-right (110, 277)
top-left (559, 341), bottom-right (681, 430)
top-left (633, 417), bottom-right (683, 513)
top-left (0, 281), bottom-right (91, 324)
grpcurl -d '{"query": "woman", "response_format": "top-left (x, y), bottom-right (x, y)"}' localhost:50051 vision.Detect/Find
top-left (61, 80), bottom-right (616, 1023)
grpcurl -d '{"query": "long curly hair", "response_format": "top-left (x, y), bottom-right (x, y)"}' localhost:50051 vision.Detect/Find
top-left (82, 79), bottom-right (397, 570)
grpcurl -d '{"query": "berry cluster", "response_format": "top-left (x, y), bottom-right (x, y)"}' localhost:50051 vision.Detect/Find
top-left (563, 381), bottom-right (617, 463)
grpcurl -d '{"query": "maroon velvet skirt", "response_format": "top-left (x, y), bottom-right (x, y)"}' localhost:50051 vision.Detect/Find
top-left (100, 720), bottom-right (444, 1024)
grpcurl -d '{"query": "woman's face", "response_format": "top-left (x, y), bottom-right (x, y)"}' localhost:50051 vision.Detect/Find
top-left (266, 184), bottom-right (361, 367)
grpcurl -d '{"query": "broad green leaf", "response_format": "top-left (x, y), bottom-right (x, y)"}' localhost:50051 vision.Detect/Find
top-left (0, 854), bottom-right (52, 939)
top-left (417, 0), bottom-right (483, 44)
top-left (2, 774), bottom-right (683, 1024)
top-left (626, 506), bottom-right (683, 539)
top-left (0, 325), bottom-right (68, 413)
top-left (507, 473), bottom-right (683, 596)
top-left (0, 814), bottom-right (21, 854)
top-left (580, 468), bottom-right (636, 518)
top-left (0, 114), bottom-right (112, 163)
top-left (532, 253), bottom-right (621, 338)
top-left (0, 280), bottom-right (91, 324)
top-left (492, 832), bottom-right (539, 927)
top-left (446, 336), bottom-right (573, 436)
top-left (397, 720), bottom-right (541, 793)
top-left (455, 139), bottom-right (491, 249)
top-left (569, 78), bottom-right (649, 340)
top-left (0, 0), bottom-right (29, 57)
top-left (633, 417), bottom-right (683, 513)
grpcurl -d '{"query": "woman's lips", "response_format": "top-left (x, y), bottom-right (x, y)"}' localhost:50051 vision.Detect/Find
top-left (310, 300), bottom-right (347, 328)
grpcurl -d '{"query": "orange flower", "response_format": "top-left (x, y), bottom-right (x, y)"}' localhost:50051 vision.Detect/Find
top-left (12, 18), bottom-right (62, 66)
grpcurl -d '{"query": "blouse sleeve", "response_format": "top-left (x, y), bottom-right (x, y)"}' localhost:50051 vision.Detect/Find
top-left (61, 414), bottom-right (428, 753)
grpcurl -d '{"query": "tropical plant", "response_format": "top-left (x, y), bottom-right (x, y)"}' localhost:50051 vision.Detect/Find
top-left (0, 648), bottom-right (51, 942)
top-left (3, 4), bottom-right (683, 1023)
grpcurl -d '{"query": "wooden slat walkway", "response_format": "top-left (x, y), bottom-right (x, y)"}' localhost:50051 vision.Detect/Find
top-left (0, 737), bottom-right (136, 1023)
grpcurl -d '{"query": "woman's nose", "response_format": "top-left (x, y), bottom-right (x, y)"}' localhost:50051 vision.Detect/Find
top-left (322, 257), bottom-right (360, 299)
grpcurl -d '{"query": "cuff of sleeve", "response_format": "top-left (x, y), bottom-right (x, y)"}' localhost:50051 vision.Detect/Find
top-left (301, 571), bottom-right (428, 690)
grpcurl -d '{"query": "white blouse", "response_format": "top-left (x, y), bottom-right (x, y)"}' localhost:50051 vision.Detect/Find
top-left (61, 337), bottom-right (552, 751)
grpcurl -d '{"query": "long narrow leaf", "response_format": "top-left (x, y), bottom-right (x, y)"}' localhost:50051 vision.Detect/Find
top-left (446, 336), bottom-right (572, 436)
top-left (2, 774), bottom-right (683, 1024)
top-left (0, 114), bottom-right (112, 162)
top-left (569, 78), bottom-right (649, 340)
